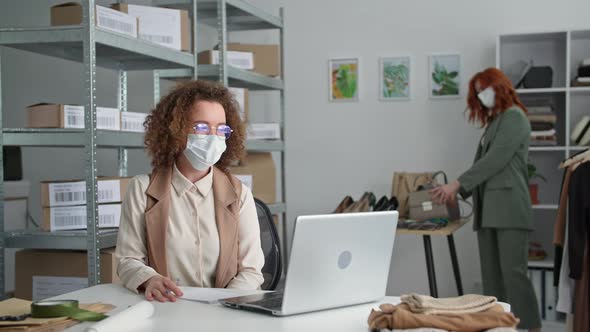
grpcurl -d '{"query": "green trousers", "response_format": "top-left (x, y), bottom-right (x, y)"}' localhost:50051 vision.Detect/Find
top-left (478, 228), bottom-right (542, 330)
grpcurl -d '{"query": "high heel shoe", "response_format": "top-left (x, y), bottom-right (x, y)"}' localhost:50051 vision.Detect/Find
top-left (350, 192), bottom-right (376, 213)
top-left (387, 196), bottom-right (399, 211)
top-left (333, 195), bottom-right (354, 213)
top-left (374, 196), bottom-right (389, 211)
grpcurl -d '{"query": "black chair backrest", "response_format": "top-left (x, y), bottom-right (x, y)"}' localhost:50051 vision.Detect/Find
top-left (254, 197), bottom-right (282, 290)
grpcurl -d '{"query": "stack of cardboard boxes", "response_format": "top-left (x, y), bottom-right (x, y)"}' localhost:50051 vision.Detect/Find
top-left (199, 43), bottom-right (282, 142)
top-left (26, 103), bottom-right (148, 133)
top-left (4, 180), bottom-right (31, 295)
top-left (40, 177), bottom-right (130, 232)
top-left (50, 2), bottom-right (191, 52)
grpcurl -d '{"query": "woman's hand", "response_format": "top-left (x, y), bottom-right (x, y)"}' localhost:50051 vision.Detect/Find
top-left (142, 275), bottom-right (183, 302)
top-left (430, 180), bottom-right (461, 204)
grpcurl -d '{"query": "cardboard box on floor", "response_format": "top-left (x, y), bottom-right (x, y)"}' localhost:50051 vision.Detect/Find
top-left (51, 3), bottom-right (138, 38)
top-left (41, 177), bottom-right (131, 208)
top-left (225, 43), bottom-right (281, 77)
top-left (15, 248), bottom-right (119, 301)
top-left (229, 152), bottom-right (276, 204)
top-left (111, 4), bottom-right (191, 52)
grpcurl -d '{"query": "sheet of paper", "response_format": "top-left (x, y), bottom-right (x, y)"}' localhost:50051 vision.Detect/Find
top-left (178, 287), bottom-right (265, 304)
top-left (33, 276), bottom-right (88, 301)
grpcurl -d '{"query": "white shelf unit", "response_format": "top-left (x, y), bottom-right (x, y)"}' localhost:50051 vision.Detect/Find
top-left (498, 29), bottom-right (590, 325)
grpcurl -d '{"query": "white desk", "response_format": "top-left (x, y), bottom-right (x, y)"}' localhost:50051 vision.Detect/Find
top-left (52, 284), bottom-right (510, 332)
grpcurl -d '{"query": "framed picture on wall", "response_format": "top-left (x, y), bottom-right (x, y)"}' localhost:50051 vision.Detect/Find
top-left (329, 58), bottom-right (359, 102)
top-left (429, 53), bottom-right (461, 99)
top-left (380, 56), bottom-right (411, 101)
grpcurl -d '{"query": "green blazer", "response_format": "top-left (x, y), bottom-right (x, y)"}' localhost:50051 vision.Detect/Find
top-left (458, 107), bottom-right (533, 230)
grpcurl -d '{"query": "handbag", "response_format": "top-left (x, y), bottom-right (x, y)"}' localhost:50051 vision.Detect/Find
top-left (391, 172), bottom-right (434, 218)
top-left (408, 171), bottom-right (465, 222)
top-left (522, 66), bottom-right (553, 89)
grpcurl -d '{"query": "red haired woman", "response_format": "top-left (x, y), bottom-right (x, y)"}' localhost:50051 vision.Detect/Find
top-left (431, 68), bottom-right (541, 331)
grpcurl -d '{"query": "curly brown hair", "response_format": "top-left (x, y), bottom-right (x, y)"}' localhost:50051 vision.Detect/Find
top-left (144, 80), bottom-right (246, 170)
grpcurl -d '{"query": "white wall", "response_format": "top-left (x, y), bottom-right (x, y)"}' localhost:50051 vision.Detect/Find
top-left (274, 0), bottom-right (590, 297)
top-left (1, 0), bottom-right (589, 296)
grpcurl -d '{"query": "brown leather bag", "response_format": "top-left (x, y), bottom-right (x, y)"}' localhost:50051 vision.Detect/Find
top-left (391, 172), bottom-right (434, 218)
top-left (407, 171), bottom-right (464, 222)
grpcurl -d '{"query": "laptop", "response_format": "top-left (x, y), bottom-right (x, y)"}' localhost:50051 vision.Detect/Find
top-left (221, 211), bottom-right (398, 316)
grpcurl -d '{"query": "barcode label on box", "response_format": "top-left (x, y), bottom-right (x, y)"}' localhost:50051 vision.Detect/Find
top-left (49, 181), bottom-right (86, 206)
top-left (140, 33), bottom-right (173, 45)
top-left (247, 124), bottom-right (281, 140)
top-left (121, 112), bottom-right (148, 132)
top-left (235, 175), bottom-right (253, 190)
top-left (48, 180), bottom-right (121, 206)
top-left (63, 105), bottom-right (84, 129)
top-left (96, 5), bottom-right (138, 38)
top-left (125, 4), bottom-right (181, 50)
top-left (211, 51), bottom-right (255, 70)
top-left (98, 180), bottom-right (121, 203)
top-left (49, 204), bottom-right (122, 231)
top-left (97, 107), bottom-right (121, 131)
top-left (98, 204), bottom-right (121, 228)
top-left (32, 276), bottom-right (87, 301)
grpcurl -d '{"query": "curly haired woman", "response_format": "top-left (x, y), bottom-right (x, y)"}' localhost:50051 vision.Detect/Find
top-left (115, 80), bottom-right (264, 302)
top-left (431, 68), bottom-right (541, 331)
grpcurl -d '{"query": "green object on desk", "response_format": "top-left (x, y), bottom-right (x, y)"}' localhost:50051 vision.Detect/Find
top-left (31, 300), bottom-right (108, 322)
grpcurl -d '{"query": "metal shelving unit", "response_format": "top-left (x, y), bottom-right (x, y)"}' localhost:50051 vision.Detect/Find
top-left (0, 0), bottom-right (198, 296)
top-left (155, 0), bottom-right (288, 268)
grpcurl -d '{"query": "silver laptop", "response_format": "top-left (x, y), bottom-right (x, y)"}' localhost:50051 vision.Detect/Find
top-left (221, 211), bottom-right (398, 316)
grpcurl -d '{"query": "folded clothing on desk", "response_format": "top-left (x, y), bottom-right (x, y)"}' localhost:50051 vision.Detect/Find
top-left (401, 293), bottom-right (497, 315)
top-left (367, 294), bottom-right (519, 332)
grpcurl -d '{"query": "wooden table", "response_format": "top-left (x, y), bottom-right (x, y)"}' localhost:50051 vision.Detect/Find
top-left (397, 219), bottom-right (470, 298)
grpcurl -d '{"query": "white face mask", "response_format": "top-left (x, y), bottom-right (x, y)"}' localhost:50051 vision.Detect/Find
top-left (477, 87), bottom-right (495, 109)
top-left (183, 134), bottom-right (227, 171)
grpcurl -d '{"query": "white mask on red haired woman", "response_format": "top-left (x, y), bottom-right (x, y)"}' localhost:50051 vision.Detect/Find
top-left (477, 87), bottom-right (495, 109)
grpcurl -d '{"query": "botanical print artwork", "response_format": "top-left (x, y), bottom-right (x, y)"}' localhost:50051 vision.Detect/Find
top-left (381, 56), bottom-right (410, 100)
top-left (429, 54), bottom-right (461, 98)
top-left (330, 58), bottom-right (359, 101)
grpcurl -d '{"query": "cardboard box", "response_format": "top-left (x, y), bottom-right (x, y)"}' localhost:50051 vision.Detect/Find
top-left (41, 177), bottom-right (131, 208)
top-left (51, 3), bottom-right (138, 38)
top-left (247, 123), bottom-right (281, 140)
top-left (4, 180), bottom-right (31, 294)
top-left (42, 203), bottom-right (122, 232)
top-left (226, 43), bottom-right (280, 77)
top-left (26, 103), bottom-right (84, 129)
top-left (112, 4), bottom-right (190, 52)
top-left (229, 153), bottom-right (276, 203)
top-left (198, 50), bottom-right (254, 70)
top-left (121, 111), bottom-right (148, 132)
top-left (26, 104), bottom-right (121, 130)
top-left (96, 107), bottom-right (121, 131)
top-left (15, 248), bottom-right (119, 300)
top-left (228, 88), bottom-right (249, 122)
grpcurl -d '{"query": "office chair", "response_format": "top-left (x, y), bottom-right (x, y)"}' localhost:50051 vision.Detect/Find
top-left (254, 197), bottom-right (282, 290)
